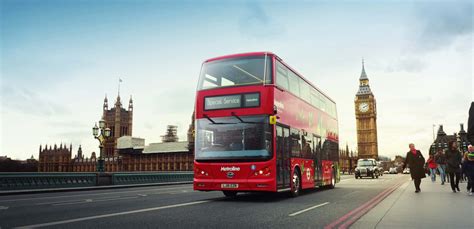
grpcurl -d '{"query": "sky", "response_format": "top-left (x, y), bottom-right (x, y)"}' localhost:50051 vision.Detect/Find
top-left (1, 0), bottom-right (472, 160)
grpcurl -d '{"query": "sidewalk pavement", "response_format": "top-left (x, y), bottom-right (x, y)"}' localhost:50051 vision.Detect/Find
top-left (352, 175), bottom-right (473, 229)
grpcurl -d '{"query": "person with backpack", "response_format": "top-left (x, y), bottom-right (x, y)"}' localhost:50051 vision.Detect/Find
top-left (435, 148), bottom-right (447, 185)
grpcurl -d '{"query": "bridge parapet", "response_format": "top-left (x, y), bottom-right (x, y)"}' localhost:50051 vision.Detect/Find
top-left (0, 173), bottom-right (97, 190)
top-left (0, 172), bottom-right (193, 191)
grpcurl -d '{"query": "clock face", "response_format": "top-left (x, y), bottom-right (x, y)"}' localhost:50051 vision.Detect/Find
top-left (359, 103), bottom-right (369, 112)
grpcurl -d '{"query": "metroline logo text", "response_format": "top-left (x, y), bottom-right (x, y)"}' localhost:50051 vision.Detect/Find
top-left (220, 166), bottom-right (240, 172)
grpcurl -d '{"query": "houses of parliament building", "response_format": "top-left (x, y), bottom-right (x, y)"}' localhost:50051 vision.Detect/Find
top-left (38, 94), bottom-right (195, 172)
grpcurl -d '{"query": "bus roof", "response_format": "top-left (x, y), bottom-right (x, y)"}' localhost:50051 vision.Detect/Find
top-left (203, 51), bottom-right (275, 63)
top-left (202, 52), bottom-right (336, 105)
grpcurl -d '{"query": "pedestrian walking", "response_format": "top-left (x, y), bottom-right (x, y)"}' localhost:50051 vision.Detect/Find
top-left (403, 143), bottom-right (425, 193)
top-left (426, 154), bottom-right (438, 182)
top-left (435, 149), bottom-right (447, 185)
top-left (468, 102), bottom-right (474, 144)
top-left (446, 140), bottom-right (462, 193)
top-left (462, 145), bottom-right (474, 196)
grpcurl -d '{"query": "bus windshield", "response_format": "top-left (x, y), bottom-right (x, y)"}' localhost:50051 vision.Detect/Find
top-left (195, 115), bottom-right (272, 161)
top-left (198, 55), bottom-right (272, 90)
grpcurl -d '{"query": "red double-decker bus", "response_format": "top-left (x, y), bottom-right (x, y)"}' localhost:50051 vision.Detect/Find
top-left (193, 52), bottom-right (339, 197)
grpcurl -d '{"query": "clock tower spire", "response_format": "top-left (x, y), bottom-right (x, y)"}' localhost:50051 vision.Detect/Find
top-left (355, 60), bottom-right (378, 159)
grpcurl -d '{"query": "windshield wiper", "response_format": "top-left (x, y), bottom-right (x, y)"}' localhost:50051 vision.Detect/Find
top-left (204, 114), bottom-right (235, 125)
top-left (231, 112), bottom-right (262, 124)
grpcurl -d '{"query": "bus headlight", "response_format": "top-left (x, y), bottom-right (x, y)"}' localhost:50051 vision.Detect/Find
top-left (253, 167), bottom-right (271, 177)
top-left (195, 168), bottom-right (209, 177)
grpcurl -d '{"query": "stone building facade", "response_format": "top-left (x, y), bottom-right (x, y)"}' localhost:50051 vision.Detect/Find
top-left (38, 144), bottom-right (73, 172)
top-left (102, 95), bottom-right (133, 157)
top-left (338, 145), bottom-right (358, 174)
top-left (429, 124), bottom-right (469, 155)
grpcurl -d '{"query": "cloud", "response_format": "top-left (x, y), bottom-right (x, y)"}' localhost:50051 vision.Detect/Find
top-left (412, 1), bottom-right (472, 51)
top-left (55, 130), bottom-right (90, 143)
top-left (152, 88), bottom-right (195, 115)
top-left (0, 85), bottom-right (70, 116)
top-left (385, 57), bottom-right (427, 73)
top-left (238, 1), bottom-right (285, 38)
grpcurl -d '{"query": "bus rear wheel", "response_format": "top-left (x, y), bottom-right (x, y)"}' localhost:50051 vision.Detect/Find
top-left (290, 169), bottom-right (301, 197)
top-left (328, 171), bottom-right (336, 189)
top-left (222, 191), bottom-right (237, 197)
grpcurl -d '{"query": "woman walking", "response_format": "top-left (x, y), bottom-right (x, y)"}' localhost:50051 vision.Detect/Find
top-left (426, 154), bottom-right (438, 182)
top-left (403, 143), bottom-right (425, 193)
top-left (435, 149), bottom-right (447, 185)
top-left (446, 140), bottom-right (462, 193)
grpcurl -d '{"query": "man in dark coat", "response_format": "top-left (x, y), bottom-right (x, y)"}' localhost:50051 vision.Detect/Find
top-left (468, 102), bottom-right (474, 144)
top-left (403, 143), bottom-right (426, 193)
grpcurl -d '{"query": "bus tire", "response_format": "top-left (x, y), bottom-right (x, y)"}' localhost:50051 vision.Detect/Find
top-left (222, 191), bottom-right (237, 197)
top-left (328, 171), bottom-right (336, 189)
top-left (290, 168), bottom-right (301, 197)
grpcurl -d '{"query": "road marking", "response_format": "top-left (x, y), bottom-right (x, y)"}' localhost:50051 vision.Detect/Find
top-left (324, 179), bottom-right (407, 229)
top-left (289, 202), bottom-right (330, 217)
top-left (52, 196), bottom-right (139, 206)
top-left (15, 200), bottom-right (210, 228)
top-left (0, 185), bottom-right (192, 203)
top-left (0, 206), bottom-right (9, 210)
top-left (35, 196), bottom-right (124, 205)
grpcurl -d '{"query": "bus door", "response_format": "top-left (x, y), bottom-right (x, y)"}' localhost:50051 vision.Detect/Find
top-left (313, 135), bottom-right (323, 184)
top-left (276, 125), bottom-right (291, 189)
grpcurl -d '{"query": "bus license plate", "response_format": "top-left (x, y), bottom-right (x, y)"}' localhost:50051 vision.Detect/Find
top-left (221, 184), bottom-right (239, 189)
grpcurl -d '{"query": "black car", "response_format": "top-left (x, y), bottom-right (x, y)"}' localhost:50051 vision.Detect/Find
top-left (355, 159), bottom-right (380, 179)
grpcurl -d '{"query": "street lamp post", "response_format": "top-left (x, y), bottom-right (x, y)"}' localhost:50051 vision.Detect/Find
top-left (93, 119), bottom-right (111, 173)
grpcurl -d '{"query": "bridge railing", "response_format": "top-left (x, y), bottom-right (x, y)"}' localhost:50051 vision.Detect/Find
top-left (0, 173), bottom-right (97, 190)
top-left (112, 172), bottom-right (193, 185)
top-left (0, 172), bottom-right (194, 191)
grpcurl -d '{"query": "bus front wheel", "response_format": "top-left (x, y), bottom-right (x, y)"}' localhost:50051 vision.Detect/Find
top-left (223, 191), bottom-right (237, 197)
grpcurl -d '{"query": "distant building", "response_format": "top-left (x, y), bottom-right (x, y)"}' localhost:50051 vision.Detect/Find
top-left (37, 95), bottom-right (194, 172)
top-left (187, 111), bottom-right (195, 154)
top-left (355, 60), bottom-right (378, 159)
top-left (38, 144), bottom-right (72, 172)
top-left (1, 155), bottom-right (38, 172)
top-left (429, 124), bottom-right (469, 155)
top-left (117, 137), bottom-right (193, 171)
top-left (339, 144), bottom-right (358, 174)
top-left (161, 125), bottom-right (179, 142)
top-left (102, 94), bottom-right (133, 157)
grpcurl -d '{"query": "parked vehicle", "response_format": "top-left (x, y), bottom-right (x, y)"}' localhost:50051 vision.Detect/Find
top-left (389, 167), bottom-right (398, 174)
top-left (402, 168), bottom-right (410, 174)
top-left (383, 170), bottom-right (389, 174)
top-left (377, 161), bottom-right (384, 176)
top-left (355, 159), bottom-right (380, 179)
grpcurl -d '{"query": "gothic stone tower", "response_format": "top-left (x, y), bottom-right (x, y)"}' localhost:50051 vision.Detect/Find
top-left (102, 94), bottom-right (133, 157)
top-left (355, 61), bottom-right (378, 159)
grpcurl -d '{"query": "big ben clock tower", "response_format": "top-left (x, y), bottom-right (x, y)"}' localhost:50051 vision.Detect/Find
top-left (355, 60), bottom-right (378, 159)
